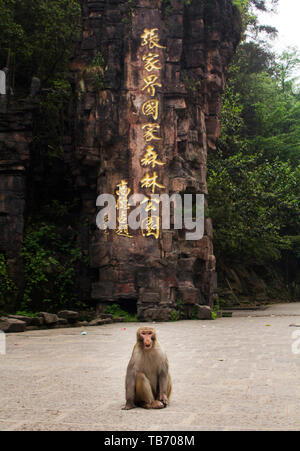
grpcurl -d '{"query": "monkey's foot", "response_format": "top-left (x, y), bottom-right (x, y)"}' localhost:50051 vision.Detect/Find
top-left (159, 395), bottom-right (169, 407)
top-left (145, 400), bottom-right (164, 409)
top-left (122, 403), bottom-right (135, 410)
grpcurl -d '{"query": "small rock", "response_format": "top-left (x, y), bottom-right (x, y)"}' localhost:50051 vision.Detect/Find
top-left (0, 317), bottom-right (26, 333)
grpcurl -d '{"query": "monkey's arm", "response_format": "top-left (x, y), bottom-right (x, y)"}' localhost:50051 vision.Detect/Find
top-left (122, 360), bottom-right (136, 410)
top-left (158, 358), bottom-right (170, 407)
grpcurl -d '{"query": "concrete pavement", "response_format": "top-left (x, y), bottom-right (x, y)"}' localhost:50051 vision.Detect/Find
top-left (1, 303), bottom-right (300, 431)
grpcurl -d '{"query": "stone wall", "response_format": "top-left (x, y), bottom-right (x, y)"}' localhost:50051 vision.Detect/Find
top-left (0, 96), bottom-right (38, 305)
top-left (66, 0), bottom-right (241, 320)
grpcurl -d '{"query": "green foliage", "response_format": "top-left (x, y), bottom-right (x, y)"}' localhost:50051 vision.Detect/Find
top-left (121, 0), bottom-right (134, 23)
top-left (83, 52), bottom-right (107, 92)
top-left (20, 221), bottom-right (86, 313)
top-left (0, 2), bottom-right (84, 315)
top-left (104, 304), bottom-right (138, 322)
top-left (15, 310), bottom-right (39, 317)
top-left (170, 309), bottom-right (179, 321)
top-left (175, 298), bottom-right (185, 320)
top-left (190, 306), bottom-right (198, 320)
top-left (182, 71), bottom-right (202, 95)
top-left (208, 41), bottom-right (300, 268)
top-left (34, 79), bottom-right (72, 159)
top-left (0, 253), bottom-right (16, 312)
top-left (0, 0), bottom-right (81, 93)
top-left (0, 0), bottom-right (82, 171)
top-left (162, 0), bottom-right (191, 16)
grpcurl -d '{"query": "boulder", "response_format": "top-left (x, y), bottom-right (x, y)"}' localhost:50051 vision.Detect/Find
top-left (38, 312), bottom-right (58, 325)
top-left (57, 318), bottom-right (68, 326)
top-left (8, 315), bottom-right (43, 326)
top-left (57, 310), bottom-right (79, 322)
top-left (0, 317), bottom-right (26, 333)
top-left (196, 305), bottom-right (212, 320)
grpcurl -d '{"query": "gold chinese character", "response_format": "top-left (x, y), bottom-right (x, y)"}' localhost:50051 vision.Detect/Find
top-left (142, 53), bottom-right (162, 72)
top-left (142, 123), bottom-right (161, 142)
top-left (141, 216), bottom-right (160, 239)
top-left (142, 74), bottom-right (162, 97)
top-left (140, 172), bottom-right (165, 193)
top-left (141, 28), bottom-right (165, 49)
top-left (116, 179), bottom-right (131, 199)
top-left (141, 196), bottom-right (160, 212)
top-left (142, 99), bottom-right (159, 121)
top-left (116, 225), bottom-right (133, 238)
top-left (115, 180), bottom-right (132, 238)
top-left (141, 145), bottom-right (165, 168)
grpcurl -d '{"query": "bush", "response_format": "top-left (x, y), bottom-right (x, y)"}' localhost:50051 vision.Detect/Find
top-left (0, 253), bottom-right (16, 313)
top-left (20, 221), bottom-right (87, 313)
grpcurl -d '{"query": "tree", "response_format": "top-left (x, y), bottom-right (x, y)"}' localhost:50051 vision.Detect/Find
top-left (0, 0), bottom-right (81, 93)
top-left (208, 15), bottom-right (300, 278)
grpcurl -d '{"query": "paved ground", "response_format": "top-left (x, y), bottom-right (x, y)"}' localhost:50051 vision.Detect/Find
top-left (1, 303), bottom-right (300, 431)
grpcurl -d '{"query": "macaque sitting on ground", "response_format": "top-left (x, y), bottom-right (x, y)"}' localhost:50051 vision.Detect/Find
top-left (122, 326), bottom-right (172, 410)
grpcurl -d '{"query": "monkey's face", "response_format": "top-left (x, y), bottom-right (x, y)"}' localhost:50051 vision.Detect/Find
top-left (139, 329), bottom-right (156, 350)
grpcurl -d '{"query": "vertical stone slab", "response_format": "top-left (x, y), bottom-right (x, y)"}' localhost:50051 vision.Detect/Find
top-left (0, 98), bottom-right (37, 308)
top-left (66, 0), bottom-right (241, 320)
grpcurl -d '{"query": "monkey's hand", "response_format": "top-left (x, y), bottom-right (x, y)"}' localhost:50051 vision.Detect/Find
top-left (122, 401), bottom-right (135, 410)
top-left (159, 394), bottom-right (169, 407)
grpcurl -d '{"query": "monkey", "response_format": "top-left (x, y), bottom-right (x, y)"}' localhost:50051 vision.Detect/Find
top-left (122, 326), bottom-right (172, 410)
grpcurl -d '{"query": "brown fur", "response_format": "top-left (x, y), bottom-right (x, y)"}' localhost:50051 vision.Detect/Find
top-left (122, 327), bottom-right (172, 410)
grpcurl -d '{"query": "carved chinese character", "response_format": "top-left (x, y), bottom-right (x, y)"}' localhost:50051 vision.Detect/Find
top-left (142, 123), bottom-right (161, 142)
top-left (142, 74), bottom-right (162, 97)
top-left (116, 180), bottom-right (132, 238)
top-left (141, 145), bottom-right (165, 168)
top-left (116, 225), bottom-right (133, 238)
top-left (142, 53), bottom-right (162, 72)
top-left (141, 28), bottom-right (165, 49)
top-left (140, 172), bottom-right (165, 193)
top-left (116, 179), bottom-right (131, 199)
top-left (142, 99), bottom-right (159, 121)
top-left (141, 195), bottom-right (160, 212)
top-left (141, 215), bottom-right (160, 239)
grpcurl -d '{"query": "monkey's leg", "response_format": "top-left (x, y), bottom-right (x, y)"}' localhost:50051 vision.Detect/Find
top-left (135, 372), bottom-right (164, 409)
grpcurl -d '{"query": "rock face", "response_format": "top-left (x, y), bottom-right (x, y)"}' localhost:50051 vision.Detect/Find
top-left (66, 0), bottom-right (241, 320)
top-left (0, 97), bottom-right (38, 306)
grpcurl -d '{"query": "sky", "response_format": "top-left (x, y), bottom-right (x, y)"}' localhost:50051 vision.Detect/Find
top-left (257, 0), bottom-right (300, 53)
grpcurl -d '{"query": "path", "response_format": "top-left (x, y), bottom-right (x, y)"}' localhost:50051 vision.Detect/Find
top-left (1, 303), bottom-right (300, 431)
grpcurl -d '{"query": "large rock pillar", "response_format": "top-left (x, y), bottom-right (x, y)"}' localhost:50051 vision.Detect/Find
top-left (67, 0), bottom-right (241, 320)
